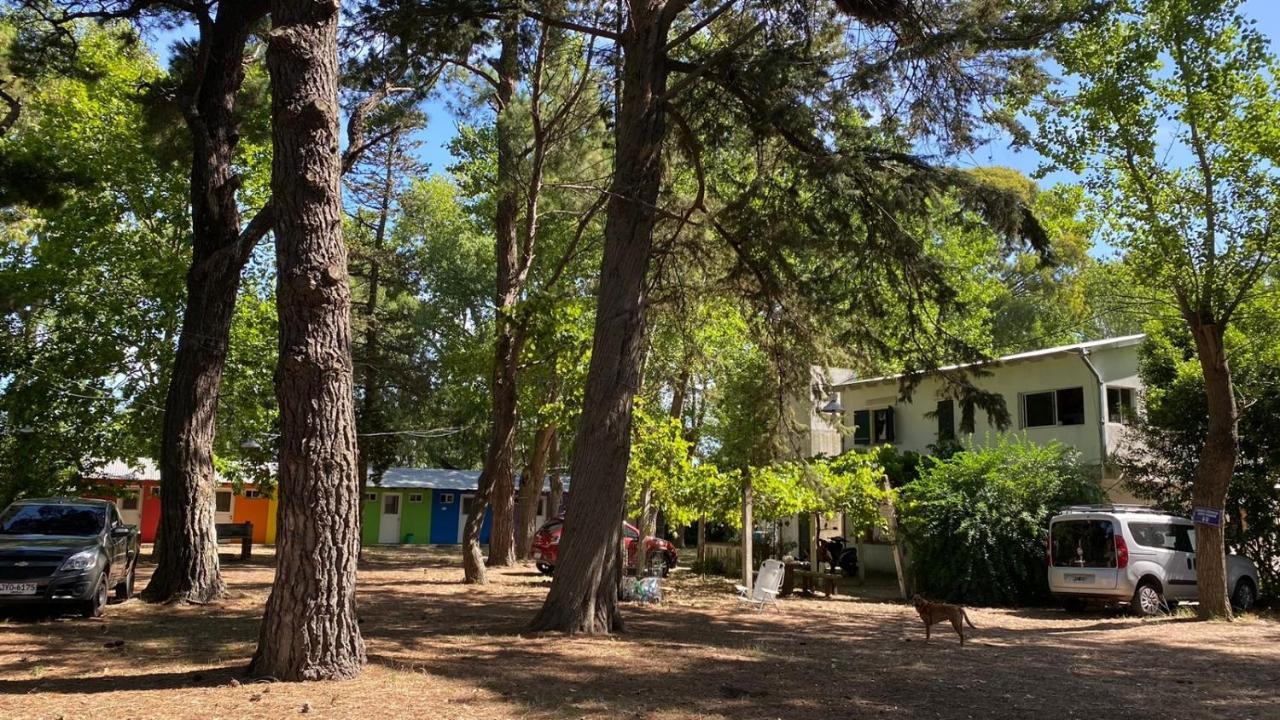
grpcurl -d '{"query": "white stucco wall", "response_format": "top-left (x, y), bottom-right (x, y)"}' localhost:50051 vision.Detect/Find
top-left (834, 341), bottom-right (1144, 473)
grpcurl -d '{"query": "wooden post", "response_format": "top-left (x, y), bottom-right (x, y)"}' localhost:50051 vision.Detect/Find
top-left (810, 512), bottom-right (820, 571)
top-left (696, 514), bottom-right (706, 565)
top-left (883, 476), bottom-right (907, 600)
top-left (741, 476), bottom-right (753, 592)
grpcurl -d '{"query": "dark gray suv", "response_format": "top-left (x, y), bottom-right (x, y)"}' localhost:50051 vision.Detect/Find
top-left (0, 498), bottom-right (141, 617)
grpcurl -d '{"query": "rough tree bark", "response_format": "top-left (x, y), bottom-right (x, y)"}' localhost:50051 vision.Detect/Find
top-left (144, 1), bottom-right (269, 605)
top-left (527, 0), bottom-right (677, 634)
top-left (1188, 319), bottom-right (1237, 620)
top-left (464, 10), bottom-right (523, 578)
top-left (249, 0), bottom-right (365, 680)
top-left (516, 425), bottom-right (557, 560)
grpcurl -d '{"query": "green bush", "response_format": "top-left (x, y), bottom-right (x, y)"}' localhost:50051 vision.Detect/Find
top-left (897, 436), bottom-right (1103, 606)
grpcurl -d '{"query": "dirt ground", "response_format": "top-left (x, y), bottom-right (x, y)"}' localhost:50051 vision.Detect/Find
top-left (1, 546), bottom-right (1277, 720)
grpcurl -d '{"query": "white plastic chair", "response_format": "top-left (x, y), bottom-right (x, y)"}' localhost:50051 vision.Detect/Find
top-left (735, 559), bottom-right (784, 612)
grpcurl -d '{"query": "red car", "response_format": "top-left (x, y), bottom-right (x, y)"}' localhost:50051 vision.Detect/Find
top-left (531, 517), bottom-right (678, 577)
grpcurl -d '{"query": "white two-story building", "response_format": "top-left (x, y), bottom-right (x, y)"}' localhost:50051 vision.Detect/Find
top-left (772, 336), bottom-right (1147, 571)
top-left (804, 334), bottom-right (1147, 497)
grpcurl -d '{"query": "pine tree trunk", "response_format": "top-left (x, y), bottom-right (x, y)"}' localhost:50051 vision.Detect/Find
top-left (249, 0), bottom-right (365, 680)
top-left (143, 267), bottom-right (237, 604)
top-left (527, 3), bottom-right (674, 634)
top-left (517, 425), bottom-right (557, 560)
top-left (472, 10), bottom-right (523, 571)
top-left (1189, 320), bottom-right (1237, 620)
top-left (142, 2), bottom-right (266, 605)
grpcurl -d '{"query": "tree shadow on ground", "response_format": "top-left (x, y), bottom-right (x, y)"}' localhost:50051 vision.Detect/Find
top-left (2, 548), bottom-right (1277, 720)
top-left (351, 572), bottom-right (1280, 720)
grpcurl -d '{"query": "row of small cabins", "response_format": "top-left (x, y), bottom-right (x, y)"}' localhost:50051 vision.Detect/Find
top-left (95, 462), bottom-right (558, 547)
top-left (95, 335), bottom-right (1148, 556)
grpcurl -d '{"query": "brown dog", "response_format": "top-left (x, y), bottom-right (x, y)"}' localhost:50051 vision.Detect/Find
top-left (912, 594), bottom-right (976, 645)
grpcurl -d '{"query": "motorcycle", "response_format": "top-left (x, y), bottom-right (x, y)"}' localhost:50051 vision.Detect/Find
top-left (816, 535), bottom-right (860, 577)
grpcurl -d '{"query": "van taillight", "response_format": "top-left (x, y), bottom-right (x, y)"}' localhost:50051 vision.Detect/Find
top-left (1046, 534), bottom-right (1053, 566)
top-left (1115, 535), bottom-right (1129, 569)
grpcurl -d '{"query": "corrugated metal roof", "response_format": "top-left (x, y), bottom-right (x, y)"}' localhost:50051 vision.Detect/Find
top-left (364, 468), bottom-right (568, 492)
top-left (94, 459), bottom-right (161, 480)
top-left (373, 468), bottom-right (481, 491)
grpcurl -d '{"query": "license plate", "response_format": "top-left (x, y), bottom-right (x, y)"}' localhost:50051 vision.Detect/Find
top-left (532, 550), bottom-right (542, 559)
top-left (0, 583), bottom-right (37, 595)
top-left (1067, 574), bottom-right (1093, 584)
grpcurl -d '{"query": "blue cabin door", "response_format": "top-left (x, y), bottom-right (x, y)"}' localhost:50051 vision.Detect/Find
top-left (429, 491), bottom-right (460, 544)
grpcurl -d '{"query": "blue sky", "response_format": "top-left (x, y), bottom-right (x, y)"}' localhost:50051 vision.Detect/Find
top-left (142, 1), bottom-right (1280, 201)
top-left (403, 1), bottom-right (1280, 183)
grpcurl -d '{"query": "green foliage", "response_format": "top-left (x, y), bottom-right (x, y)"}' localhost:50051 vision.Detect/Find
top-left (897, 437), bottom-right (1103, 605)
top-left (0, 21), bottom-right (187, 502)
top-left (213, 277), bottom-right (279, 492)
top-left (1031, 0), bottom-right (1280, 338)
top-left (627, 403), bottom-right (740, 528)
top-left (751, 451), bottom-right (886, 533)
top-left (1120, 318), bottom-right (1280, 596)
top-left (874, 445), bottom-right (925, 488)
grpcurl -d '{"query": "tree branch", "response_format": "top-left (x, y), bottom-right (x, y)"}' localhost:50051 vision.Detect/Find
top-left (662, 0), bottom-right (737, 53)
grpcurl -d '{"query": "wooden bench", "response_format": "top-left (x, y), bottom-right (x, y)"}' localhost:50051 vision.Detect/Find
top-left (215, 521), bottom-right (253, 560)
top-left (794, 569), bottom-right (841, 597)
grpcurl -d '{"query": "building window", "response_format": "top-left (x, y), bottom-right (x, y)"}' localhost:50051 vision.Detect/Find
top-left (408, 493), bottom-right (424, 503)
top-left (935, 399), bottom-right (955, 442)
top-left (872, 407), bottom-right (895, 443)
top-left (365, 492), bottom-right (377, 503)
top-left (120, 491), bottom-right (140, 511)
top-left (244, 489), bottom-right (262, 499)
top-left (150, 487), bottom-right (161, 497)
top-left (1107, 386), bottom-right (1136, 424)
top-left (1022, 388), bottom-right (1086, 427)
top-left (1056, 387), bottom-right (1085, 425)
top-left (440, 493), bottom-right (455, 505)
top-left (852, 409), bottom-right (871, 445)
top-left (215, 490), bottom-right (232, 513)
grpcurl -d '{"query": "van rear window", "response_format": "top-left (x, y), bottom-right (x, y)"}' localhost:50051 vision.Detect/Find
top-left (1051, 520), bottom-right (1116, 568)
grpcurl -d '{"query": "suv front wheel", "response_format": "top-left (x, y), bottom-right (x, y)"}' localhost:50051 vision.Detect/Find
top-left (1131, 579), bottom-right (1165, 616)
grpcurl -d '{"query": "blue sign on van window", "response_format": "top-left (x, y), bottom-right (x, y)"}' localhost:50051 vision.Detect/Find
top-left (1192, 506), bottom-right (1223, 527)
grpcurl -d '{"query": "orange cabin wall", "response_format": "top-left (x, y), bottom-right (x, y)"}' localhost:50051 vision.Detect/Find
top-left (232, 495), bottom-right (271, 543)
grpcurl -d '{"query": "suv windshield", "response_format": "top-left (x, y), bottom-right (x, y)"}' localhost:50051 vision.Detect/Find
top-left (1052, 519), bottom-right (1116, 568)
top-left (0, 504), bottom-right (106, 536)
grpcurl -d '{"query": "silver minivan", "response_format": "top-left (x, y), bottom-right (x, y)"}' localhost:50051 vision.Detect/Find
top-left (1048, 505), bottom-right (1260, 615)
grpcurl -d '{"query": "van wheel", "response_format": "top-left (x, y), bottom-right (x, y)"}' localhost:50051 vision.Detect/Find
top-left (535, 563), bottom-right (554, 576)
top-left (1132, 580), bottom-right (1164, 616)
top-left (1231, 579), bottom-right (1256, 612)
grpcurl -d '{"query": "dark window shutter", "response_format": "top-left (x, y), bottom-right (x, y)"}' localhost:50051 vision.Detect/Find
top-left (936, 399), bottom-right (955, 441)
top-left (852, 409), bottom-right (871, 445)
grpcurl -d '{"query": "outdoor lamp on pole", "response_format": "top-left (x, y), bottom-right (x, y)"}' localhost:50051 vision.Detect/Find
top-left (820, 395), bottom-right (843, 416)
